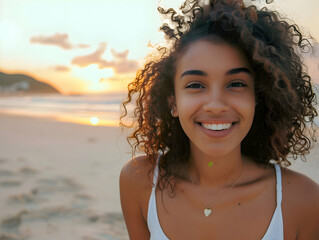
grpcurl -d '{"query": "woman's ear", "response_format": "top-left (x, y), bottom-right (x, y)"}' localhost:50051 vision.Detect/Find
top-left (168, 95), bottom-right (178, 117)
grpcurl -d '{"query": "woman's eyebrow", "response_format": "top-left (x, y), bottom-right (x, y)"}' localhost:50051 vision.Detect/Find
top-left (180, 67), bottom-right (251, 79)
top-left (226, 67), bottom-right (251, 75)
top-left (180, 70), bottom-right (207, 78)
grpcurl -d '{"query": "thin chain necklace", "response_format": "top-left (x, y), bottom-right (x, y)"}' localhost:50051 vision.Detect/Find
top-left (188, 162), bottom-right (246, 217)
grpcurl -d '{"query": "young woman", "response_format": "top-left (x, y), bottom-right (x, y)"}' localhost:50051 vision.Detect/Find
top-left (120, 0), bottom-right (319, 239)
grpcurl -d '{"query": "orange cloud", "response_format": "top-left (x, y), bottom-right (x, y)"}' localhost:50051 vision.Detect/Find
top-left (111, 49), bottom-right (129, 60)
top-left (72, 42), bottom-right (108, 67)
top-left (78, 43), bottom-right (90, 49)
top-left (71, 43), bottom-right (138, 74)
top-left (53, 65), bottom-right (71, 72)
top-left (30, 33), bottom-right (90, 50)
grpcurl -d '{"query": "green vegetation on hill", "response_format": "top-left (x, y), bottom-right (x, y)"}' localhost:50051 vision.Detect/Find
top-left (0, 72), bottom-right (61, 94)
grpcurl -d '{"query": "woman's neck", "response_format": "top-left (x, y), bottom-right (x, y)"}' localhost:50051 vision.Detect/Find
top-left (188, 145), bottom-right (245, 188)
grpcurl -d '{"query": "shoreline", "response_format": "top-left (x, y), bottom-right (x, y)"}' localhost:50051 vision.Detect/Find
top-left (0, 110), bottom-right (120, 127)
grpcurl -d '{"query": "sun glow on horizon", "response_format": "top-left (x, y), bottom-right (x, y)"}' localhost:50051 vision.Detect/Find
top-left (55, 115), bottom-right (119, 127)
top-left (73, 65), bottom-right (114, 83)
top-left (87, 82), bottom-right (110, 93)
top-left (0, 0), bottom-right (162, 94)
top-left (90, 117), bottom-right (99, 125)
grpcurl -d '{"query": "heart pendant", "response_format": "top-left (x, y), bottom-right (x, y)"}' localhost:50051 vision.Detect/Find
top-left (204, 208), bottom-right (212, 217)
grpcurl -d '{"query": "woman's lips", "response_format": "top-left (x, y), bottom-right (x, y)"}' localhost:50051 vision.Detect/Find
top-left (197, 121), bottom-right (237, 138)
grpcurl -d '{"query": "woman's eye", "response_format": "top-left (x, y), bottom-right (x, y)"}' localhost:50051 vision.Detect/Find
top-left (228, 82), bottom-right (247, 88)
top-left (186, 83), bottom-right (204, 89)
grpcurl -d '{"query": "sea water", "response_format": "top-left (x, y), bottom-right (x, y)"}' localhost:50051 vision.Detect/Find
top-left (0, 93), bottom-right (127, 126)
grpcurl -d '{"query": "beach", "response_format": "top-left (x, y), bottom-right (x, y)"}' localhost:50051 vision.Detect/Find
top-left (0, 113), bottom-right (318, 240)
top-left (0, 114), bottom-right (131, 240)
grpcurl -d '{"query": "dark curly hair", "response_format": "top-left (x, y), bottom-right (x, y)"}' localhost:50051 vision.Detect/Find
top-left (121, 0), bottom-right (318, 191)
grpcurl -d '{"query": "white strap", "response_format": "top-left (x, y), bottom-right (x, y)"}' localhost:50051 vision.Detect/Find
top-left (152, 155), bottom-right (161, 187)
top-left (274, 163), bottom-right (282, 205)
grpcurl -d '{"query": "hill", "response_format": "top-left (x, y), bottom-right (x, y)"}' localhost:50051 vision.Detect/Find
top-left (0, 72), bottom-right (61, 95)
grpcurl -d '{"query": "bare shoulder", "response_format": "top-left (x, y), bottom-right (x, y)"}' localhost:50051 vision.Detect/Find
top-left (280, 166), bottom-right (319, 238)
top-left (119, 155), bottom-right (155, 240)
top-left (119, 154), bottom-right (154, 215)
top-left (120, 155), bottom-right (154, 190)
top-left (281, 166), bottom-right (319, 205)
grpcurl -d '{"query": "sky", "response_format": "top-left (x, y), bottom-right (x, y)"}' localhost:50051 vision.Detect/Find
top-left (0, 0), bottom-right (318, 95)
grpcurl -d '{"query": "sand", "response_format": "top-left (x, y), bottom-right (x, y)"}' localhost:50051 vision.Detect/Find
top-left (0, 114), bottom-right (131, 240)
top-left (0, 114), bottom-right (318, 240)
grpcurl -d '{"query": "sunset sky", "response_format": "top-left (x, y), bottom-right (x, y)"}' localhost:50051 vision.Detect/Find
top-left (0, 0), bottom-right (318, 95)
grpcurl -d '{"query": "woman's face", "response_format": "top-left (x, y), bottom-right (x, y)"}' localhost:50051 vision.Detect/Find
top-left (172, 40), bottom-right (255, 158)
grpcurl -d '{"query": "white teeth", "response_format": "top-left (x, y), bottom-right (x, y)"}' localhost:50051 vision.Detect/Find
top-left (201, 123), bottom-right (232, 131)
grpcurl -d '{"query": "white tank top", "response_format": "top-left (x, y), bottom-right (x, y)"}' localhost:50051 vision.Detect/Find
top-left (147, 162), bottom-right (284, 240)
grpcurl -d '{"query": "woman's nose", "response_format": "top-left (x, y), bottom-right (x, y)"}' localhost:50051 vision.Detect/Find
top-left (202, 90), bottom-right (229, 113)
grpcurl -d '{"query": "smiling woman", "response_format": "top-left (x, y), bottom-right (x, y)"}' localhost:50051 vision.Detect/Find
top-left (172, 41), bottom-right (255, 158)
top-left (119, 0), bottom-right (319, 239)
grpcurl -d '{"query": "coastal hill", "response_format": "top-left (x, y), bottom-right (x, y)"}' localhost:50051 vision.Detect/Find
top-left (0, 71), bottom-right (61, 95)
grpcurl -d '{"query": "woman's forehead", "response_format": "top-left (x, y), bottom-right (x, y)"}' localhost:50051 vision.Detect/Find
top-left (175, 40), bottom-right (252, 76)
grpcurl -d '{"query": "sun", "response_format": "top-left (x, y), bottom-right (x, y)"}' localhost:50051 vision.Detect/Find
top-left (90, 117), bottom-right (99, 125)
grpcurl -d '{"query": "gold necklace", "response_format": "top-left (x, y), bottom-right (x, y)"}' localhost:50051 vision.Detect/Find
top-left (188, 162), bottom-right (246, 217)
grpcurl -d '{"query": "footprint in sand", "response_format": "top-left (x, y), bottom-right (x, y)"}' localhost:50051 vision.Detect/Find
top-left (1, 210), bottom-right (28, 228)
top-left (8, 191), bottom-right (41, 205)
top-left (34, 177), bottom-right (82, 197)
top-left (99, 212), bottom-right (126, 225)
top-left (0, 170), bottom-right (13, 178)
top-left (0, 232), bottom-right (30, 240)
top-left (23, 205), bottom-right (90, 221)
top-left (0, 180), bottom-right (21, 187)
top-left (86, 213), bottom-right (127, 230)
top-left (19, 167), bottom-right (37, 177)
top-left (72, 193), bottom-right (93, 209)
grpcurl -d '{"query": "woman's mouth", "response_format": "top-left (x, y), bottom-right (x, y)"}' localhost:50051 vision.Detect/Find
top-left (197, 121), bottom-right (237, 138)
top-left (201, 122), bottom-right (234, 131)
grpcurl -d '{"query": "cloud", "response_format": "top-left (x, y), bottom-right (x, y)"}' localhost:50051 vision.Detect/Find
top-left (53, 65), bottom-right (71, 72)
top-left (71, 42), bottom-right (138, 74)
top-left (72, 42), bottom-right (108, 67)
top-left (111, 49), bottom-right (129, 60)
top-left (30, 33), bottom-right (90, 50)
top-left (109, 49), bottom-right (138, 74)
top-left (78, 43), bottom-right (90, 49)
top-left (110, 59), bottom-right (138, 74)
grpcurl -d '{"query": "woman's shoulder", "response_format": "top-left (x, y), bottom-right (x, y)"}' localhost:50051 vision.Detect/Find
top-left (280, 166), bottom-right (319, 205)
top-left (120, 155), bottom-right (154, 191)
top-left (280, 166), bottom-right (319, 238)
top-left (119, 155), bottom-right (157, 238)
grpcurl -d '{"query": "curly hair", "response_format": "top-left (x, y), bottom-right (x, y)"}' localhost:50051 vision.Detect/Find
top-left (121, 0), bottom-right (318, 191)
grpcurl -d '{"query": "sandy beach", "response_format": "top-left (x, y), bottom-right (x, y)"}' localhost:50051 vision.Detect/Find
top-left (0, 113), bottom-right (318, 239)
top-left (0, 114), bottom-right (131, 240)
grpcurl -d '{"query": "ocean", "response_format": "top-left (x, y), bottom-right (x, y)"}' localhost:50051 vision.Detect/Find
top-left (0, 93), bottom-right (127, 126)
